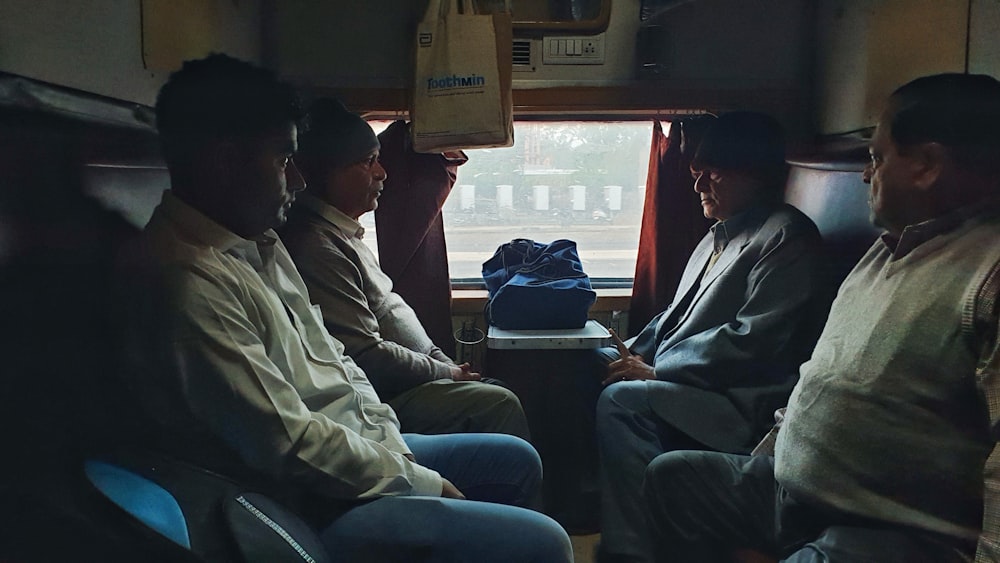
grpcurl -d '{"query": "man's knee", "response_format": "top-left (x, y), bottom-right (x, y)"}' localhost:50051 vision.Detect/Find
top-left (323, 497), bottom-right (572, 562)
top-left (506, 506), bottom-right (574, 562)
top-left (474, 382), bottom-right (524, 414)
top-left (645, 450), bottom-right (709, 500)
top-left (597, 380), bottom-right (651, 421)
top-left (482, 432), bottom-right (542, 473)
top-left (784, 526), bottom-right (973, 563)
top-left (462, 382), bottom-right (530, 437)
top-left (396, 380), bottom-right (530, 438)
top-left (437, 432), bottom-right (542, 484)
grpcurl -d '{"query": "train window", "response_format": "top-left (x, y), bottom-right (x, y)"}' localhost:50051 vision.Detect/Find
top-left (368, 120), bottom-right (655, 289)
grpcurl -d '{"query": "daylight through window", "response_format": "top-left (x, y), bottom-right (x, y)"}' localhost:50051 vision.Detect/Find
top-left (367, 120), bottom-right (657, 287)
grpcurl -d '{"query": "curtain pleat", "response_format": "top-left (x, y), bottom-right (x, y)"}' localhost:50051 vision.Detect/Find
top-left (375, 121), bottom-right (468, 357)
top-left (628, 118), bottom-right (714, 336)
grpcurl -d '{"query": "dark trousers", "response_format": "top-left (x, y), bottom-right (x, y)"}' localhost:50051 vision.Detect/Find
top-left (642, 451), bottom-right (975, 563)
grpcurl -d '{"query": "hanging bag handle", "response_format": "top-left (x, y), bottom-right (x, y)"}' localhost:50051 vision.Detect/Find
top-left (422, 0), bottom-right (443, 20)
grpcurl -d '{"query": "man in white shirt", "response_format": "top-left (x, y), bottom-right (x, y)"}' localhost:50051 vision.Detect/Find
top-left (281, 98), bottom-right (529, 439)
top-left (120, 53), bottom-right (571, 561)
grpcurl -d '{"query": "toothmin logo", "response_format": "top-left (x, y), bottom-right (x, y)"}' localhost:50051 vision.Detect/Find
top-left (426, 74), bottom-right (486, 90)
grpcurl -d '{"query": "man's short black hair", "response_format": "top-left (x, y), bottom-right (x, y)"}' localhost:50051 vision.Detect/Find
top-left (155, 53), bottom-right (301, 169)
top-left (888, 73), bottom-right (1000, 176)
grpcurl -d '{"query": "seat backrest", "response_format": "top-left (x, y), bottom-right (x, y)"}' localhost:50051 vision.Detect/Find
top-left (84, 453), bottom-right (333, 563)
top-left (85, 460), bottom-right (192, 549)
top-left (784, 158), bottom-right (881, 286)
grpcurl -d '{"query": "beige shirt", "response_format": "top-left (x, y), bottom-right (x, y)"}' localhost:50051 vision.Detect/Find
top-left (129, 191), bottom-right (442, 500)
top-left (282, 194), bottom-right (455, 401)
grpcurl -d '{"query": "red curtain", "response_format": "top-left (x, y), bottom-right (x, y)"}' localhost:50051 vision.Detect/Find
top-left (375, 120), bottom-right (468, 357)
top-left (628, 118), bottom-right (714, 335)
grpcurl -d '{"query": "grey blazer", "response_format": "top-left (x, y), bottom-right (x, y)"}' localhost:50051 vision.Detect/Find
top-left (622, 203), bottom-right (832, 452)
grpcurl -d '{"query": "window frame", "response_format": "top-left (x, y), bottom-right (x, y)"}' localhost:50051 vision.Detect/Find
top-left (364, 110), bottom-right (709, 291)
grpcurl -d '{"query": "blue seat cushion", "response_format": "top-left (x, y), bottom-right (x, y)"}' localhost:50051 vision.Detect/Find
top-left (84, 459), bottom-right (191, 549)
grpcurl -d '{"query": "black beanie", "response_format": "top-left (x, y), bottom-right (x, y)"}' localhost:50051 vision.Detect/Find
top-left (691, 111), bottom-right (786, 176)
top-left (299, 98), bottom-right (380, 170)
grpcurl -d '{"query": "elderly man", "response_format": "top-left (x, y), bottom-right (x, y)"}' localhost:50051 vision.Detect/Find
top-left (596, 111), bottom-right (832, 563)
top-left (643, 73), bottom-right (1000, 562)
top-left (119, 54), bottom-right (570, 561)
top-left (281, 98), bottom-right (529, 439)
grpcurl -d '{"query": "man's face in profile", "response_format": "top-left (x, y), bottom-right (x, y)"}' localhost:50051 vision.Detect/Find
top-left (230, 122), bottom-right (307, 234)
top-left (323, 149), bottom-right (387, 220)
top-left (691, 167), bottom-right (763, 221)
top-left (863, 114), bottom-right (918, 236)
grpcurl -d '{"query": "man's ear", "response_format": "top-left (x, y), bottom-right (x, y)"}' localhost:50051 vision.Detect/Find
top-left (202, 139), bottom-right (240, 184)
top-left (194, 139), bottom-right (240, 188)
top-left (910, 142), bottom-right (947, 191)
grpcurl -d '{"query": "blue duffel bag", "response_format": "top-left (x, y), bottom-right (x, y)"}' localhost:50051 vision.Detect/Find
top-left (482, 238), bottom-right (597, 330)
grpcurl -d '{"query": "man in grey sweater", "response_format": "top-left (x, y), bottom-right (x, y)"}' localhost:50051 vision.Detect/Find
top-left (281, 98), bottom-right (529, 439)
top-left (641, 73), bottom-right (1000, 562)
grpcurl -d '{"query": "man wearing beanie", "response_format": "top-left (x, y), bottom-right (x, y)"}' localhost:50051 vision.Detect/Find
top-left (281, 98), bottom-right (530, 439)
top-left (595, 111), bottom-right (832, 562)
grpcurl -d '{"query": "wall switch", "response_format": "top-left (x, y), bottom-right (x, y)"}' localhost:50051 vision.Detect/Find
top-left (542, 33), bottom-right (606, 65)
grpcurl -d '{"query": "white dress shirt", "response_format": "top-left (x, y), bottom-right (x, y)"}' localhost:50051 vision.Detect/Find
top-left (130, 191), bottom-right (442, 500)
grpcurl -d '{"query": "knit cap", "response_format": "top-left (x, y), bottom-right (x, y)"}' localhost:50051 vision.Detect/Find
top-left (299, 98), bottom-right (380, 169)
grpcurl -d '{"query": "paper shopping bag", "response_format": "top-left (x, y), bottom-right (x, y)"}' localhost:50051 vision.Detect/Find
top-left (411, 0), bottom-right (513, 153)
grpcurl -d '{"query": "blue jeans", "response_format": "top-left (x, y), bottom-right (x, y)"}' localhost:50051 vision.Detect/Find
top-left (319, 433), bottom-right (572, 562)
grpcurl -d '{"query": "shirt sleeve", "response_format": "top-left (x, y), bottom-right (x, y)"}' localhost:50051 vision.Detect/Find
top-left (651, 220), bottom-right (828, 389)
top-left (974, 316), bottom-right (1000, 562)
top-left (165, 267), bottom-right (444, 500)
top-left (293, 235), bottom-right (456, 398)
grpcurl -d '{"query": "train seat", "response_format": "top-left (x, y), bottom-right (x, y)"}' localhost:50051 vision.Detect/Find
top-left (785, 154), bottom-right (880, 285)
top-left (84, 453), bottom-right (332, 563)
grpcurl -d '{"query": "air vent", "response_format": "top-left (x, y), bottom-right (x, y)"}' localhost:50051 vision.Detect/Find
top-left (512, 39), bottom-right (533, 70)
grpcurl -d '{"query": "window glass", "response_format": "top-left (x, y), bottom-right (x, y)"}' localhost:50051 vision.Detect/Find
top-left (367, 120), bottom-right (656, 287)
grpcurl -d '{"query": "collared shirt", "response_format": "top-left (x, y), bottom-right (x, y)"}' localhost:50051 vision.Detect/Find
top-left (128, 191), bottom-right (442, 500)
top-left (300, 194), bottom-right (367, 240)
top-left (709, 219), bottom-right (731, 258)
top-left (880, 197), bottom-right (1000, 259)
top-left (282, 194), bottom-right (455, 401)
top-left (704, 234), bottom-right (725, 274)
top-left (703, 204), bottom-right (767, 274)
